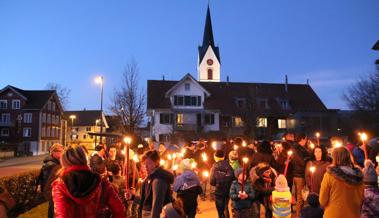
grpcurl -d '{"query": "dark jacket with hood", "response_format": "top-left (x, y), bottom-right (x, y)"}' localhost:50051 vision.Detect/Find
top-left (173, 170), bottom-right (202, 217)
top-left (250, 163), bottom-right (277, 208)
top-left (139, 167), bottom-right (174, 218)
top-left (52, 165), bottom-right (126, 218)
top-left (291, 143), bottom-right (311, 178)
top-left (210, 159), bottom-right (235, 197)
top-left (40, 155), bottom-right (61, 200)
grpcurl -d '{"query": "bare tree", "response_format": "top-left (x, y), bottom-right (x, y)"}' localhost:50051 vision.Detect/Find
top-left (343, 69), bottom-right (379, 111)
top-left (45, 83), bottom-right (71, 110)
top-left (110, 60), bottom-right (145, 134)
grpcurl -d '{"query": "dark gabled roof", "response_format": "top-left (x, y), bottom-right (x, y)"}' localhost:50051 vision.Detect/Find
top-left (147, 80), bottom-right (327, 115)
top-left (105, 115), bottom-right (123, 132)
top-left (2, 85), bottom-right (57, 110)
top-left (198, 6), bottom-right (221, 63)
top-left (64, 110), bottom-right (102, 126)
top-left (372, 40), bottom-right (379, 50)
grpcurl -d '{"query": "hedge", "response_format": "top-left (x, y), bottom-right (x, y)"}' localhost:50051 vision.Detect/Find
top-left (0, 170), bottom-right (45, 217)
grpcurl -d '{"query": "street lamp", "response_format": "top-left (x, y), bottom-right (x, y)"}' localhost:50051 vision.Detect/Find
top-left (69, 115), bottom-right (76, 142)
top-left (95, 76), bottom-right (104, 143)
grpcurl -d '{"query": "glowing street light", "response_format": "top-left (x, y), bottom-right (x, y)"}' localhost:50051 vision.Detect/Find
top-left (94, 76), bottom-right (104, 143)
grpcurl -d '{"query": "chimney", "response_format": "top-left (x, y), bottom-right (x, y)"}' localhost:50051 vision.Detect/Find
top-left (285, 75), bottom-right (288, 92)
top-left (162, 75), bottom-right (165, 81)
top-left (306, 79), bottom-right (309, 85)
top-left (226, 75), bottom-right (229, 82)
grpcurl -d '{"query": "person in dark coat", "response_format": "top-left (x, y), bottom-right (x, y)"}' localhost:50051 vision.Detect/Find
top-left (40, 143), bottom-right (63, 218)
top-left (173, 159), bottom-right (202, 218)
top-left (360, 160), bottom-right (379, 218)
top-left (300, 193), bottom-right (323, 218)
top-left (291, 133), bottom-right (311, 218)
top-left (139, 150), bottom-right (174, 218)
top-left (250, 140), bottom-right (278, 170)
top-left (210, 150), bottom-right (235, 218)
top-left (305, 146), bottom-right (331, 194)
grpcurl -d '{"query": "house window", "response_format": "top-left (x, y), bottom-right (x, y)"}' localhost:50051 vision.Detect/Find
top-left (47, 101), bottom-right (51, 111)
top-left (257, 117), bottom-right (268, 128)
top-left (174, 95), bottom-right (201, 106)
top-left (42, 113), bottom-right (46, 123)
top-left (278, 119), bottom-right (287, 129)
top-left (24, 113), bottom-right (32, 123)
top-left (23, 128), bottom-right (31, 137)
top-left (47, 127), bottom-right (50, 137)
top-left (204, 114), bottom-right (215, 125)
top-left (86, 127), bottom-right (91, 132)
top-left (258, 99), bottom-right (269, 109)
top-left (233, 117), bottom-right (244, 127)
top-left (47, 114), bottom-right (51, 123)
top-left (56, 115), bottom-right (60, 124)
top-left (42, 127), bottom-right (46, 137)
top-left (280, 100), bottom-right (289, 110)
top-left (52, 115), bottom-right (55, 124)
top-left (176, 114), bottom-right (184, 125)
top-left (52, 128), bottom-right (55, 137)
top-left (1, 128), bottom-right (9, 136)
top-left (12, 100), bottom-right (20, 109)
top-left (83, 134), bottom-right (87, 139)
top-left (207, 69), bottom-right (213, 80)
top-left (159, 113), bottom-right (173, 124)
top-left (52, 102), bottom-right (56, 112)
top-left (0, 113), bottom-right (10, 123)
top-left (184, 83), bottom-right (190, 91)
top-left (236, 99), bottom-right (245, 108)
top-left (0, 100), bottom-right (7, 109)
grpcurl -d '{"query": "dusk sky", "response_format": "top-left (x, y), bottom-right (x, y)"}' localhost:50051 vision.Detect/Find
top-left (1, 0), bottom-right (378, 112)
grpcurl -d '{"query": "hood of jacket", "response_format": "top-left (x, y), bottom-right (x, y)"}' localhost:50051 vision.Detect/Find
top-left (149, 167), bottom-right (174, 185)
top-left (173, 170), bottom-right (200, 192)
top-left (57, 166), bottom-right (101, 204)
top-left (43, 155), bottom-right (60, 166)
top-left (327, 165), bottom-right (363, 185)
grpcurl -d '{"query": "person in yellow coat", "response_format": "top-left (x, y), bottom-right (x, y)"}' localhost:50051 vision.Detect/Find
top-left (319, 147), bottom-right (364, 218)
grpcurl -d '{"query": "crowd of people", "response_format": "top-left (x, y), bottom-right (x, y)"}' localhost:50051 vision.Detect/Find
top-left (37, 132), bottom-right (379, 218)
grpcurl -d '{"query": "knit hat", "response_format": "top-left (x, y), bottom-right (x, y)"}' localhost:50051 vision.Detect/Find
top-left (234, 167), bottom-right (244, 178)
top-left (214, 150), bottom-right (225, 162)
top-left (307, 193), bottom-right (320, 207)
top-left (229, 150), bottom-right (238, 161)
top-left (275, 174), bottom-right (289, 192)
top-left (256, 163), bottom-right (271, 177)
top-left (363, 160), bottom-right (378, 184)
top-left (162, 203), bottom-right (180, 218)
top-left (180, 158), bottom-right (194, 172)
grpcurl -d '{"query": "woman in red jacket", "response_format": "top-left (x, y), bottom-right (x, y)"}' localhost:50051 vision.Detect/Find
top-left (52, 145), bottom-right (126, 218)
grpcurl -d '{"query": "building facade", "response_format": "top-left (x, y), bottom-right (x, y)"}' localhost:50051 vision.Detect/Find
top-left (147, 6), bottom-right (338, 143)
top-left (0, 85), bottom-right (66, 155)
top-left (64, 110), bottom-right (108, 150)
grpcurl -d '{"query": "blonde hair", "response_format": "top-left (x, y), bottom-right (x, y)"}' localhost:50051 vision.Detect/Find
top-left (49, 143), bottom-right (63, 154)
top-left (60, 145), bottom-right (88, 168)
top-left (332, 147), bottom-right (353, 167)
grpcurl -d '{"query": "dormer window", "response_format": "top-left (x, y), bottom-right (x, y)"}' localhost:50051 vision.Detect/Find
top-left (184, 83), bottom-right (190, 91)
top-left (12, 100), bottom-right (20, 109)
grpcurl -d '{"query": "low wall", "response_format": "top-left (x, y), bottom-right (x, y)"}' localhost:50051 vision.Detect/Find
top-left (0, 151), bottom-right (15, 159)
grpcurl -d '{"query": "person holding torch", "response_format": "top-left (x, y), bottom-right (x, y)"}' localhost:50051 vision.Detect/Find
top-left (229, 167), bottom-right (255, 218)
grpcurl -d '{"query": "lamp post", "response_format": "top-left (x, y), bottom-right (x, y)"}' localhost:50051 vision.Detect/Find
top-left (95, 76), bottom-right (104, 143)
top-left (69, 115), bottom-right (76, 142)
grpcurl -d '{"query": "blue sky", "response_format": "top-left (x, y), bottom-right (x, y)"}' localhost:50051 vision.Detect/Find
top-left (0, 0), bottom-right (378, 111)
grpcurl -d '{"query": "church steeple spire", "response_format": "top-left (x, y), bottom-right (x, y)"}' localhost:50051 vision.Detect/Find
top-left (202, 6), bottom-right (215, 48)
top-left (197, 5), bottom-right (221, 82)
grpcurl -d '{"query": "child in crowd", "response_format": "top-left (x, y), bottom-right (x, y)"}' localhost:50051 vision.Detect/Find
top-left (173, 159), bottom-right (203, 218)
top-left (160, 198), bottom-right (186, 218)
top-left (300, 193), bottom-right (323, 218)
top-left (271, 174), bottom-right (293, 218)
top-left (251, 163), bottom-right (277, 218)
top-left (360, 160), bottom-right (379, 217)
top-left (229, 151), bottom-right (241, 171)
top-left (230, 168), bottom-right (255, 218)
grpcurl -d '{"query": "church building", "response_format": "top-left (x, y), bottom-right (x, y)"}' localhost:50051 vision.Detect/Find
top-left (147, 6), bottom-right (337, 143)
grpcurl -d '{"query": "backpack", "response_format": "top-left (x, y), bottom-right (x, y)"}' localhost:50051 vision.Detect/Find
top-left (213, 161), bottom-right (234, 184)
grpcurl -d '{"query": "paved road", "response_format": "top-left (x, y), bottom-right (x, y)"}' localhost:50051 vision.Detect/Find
top-left (0, 155), bottom-right (46, 177)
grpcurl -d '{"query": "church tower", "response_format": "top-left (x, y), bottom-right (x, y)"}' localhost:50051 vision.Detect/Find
top-left (198, 6), bottom-right (221, 82)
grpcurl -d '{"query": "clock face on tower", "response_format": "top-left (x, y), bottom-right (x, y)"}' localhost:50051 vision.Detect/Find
top-left (207, 59), bottom-right (213, 66)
